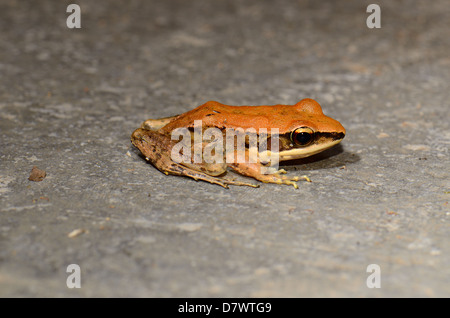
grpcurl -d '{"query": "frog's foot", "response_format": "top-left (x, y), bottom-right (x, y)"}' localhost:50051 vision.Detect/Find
top-left (229, 162), bottom-right (311, 189)
top-left (262, 173), bottom-right (311, 189)
top-left (270, 169), bottom-right (311, 183)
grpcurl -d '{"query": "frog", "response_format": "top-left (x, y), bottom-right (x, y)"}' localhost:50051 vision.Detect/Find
top-left (131, 98), bottom-right (345, 188)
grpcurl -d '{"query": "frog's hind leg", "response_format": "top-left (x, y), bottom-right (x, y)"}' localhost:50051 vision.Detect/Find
top-left (131, 128), bottom-right (257, 188)
top-left (141, 115), bottom-right (180, 131)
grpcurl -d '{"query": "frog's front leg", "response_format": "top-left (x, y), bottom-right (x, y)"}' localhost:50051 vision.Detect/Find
top-left (229, 161), bottom-right (311, 189)
top-left (131, 128), bottom-right (258, 188)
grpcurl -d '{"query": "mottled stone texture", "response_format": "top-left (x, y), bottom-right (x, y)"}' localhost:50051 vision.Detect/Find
top-left (0, 0), bottom-right (448, 297)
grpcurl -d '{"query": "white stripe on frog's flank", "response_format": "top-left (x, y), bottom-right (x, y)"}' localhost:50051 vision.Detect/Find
top-left (278, 139), bottom-right (342, 161)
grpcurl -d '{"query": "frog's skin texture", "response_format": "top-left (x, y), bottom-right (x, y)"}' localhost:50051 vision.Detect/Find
top-left (131, 98), bottom-right (345, 188)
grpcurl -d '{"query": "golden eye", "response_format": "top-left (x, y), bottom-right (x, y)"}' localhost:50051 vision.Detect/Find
top-left (291, 127), bottom-right (314, 146)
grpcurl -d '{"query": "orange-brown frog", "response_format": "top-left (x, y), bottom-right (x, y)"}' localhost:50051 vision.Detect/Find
top-left (131, 98), bottom-right (345, 188)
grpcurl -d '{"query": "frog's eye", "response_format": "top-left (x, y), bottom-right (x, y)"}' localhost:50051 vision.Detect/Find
top-left (291, 127), bottom-right (314, 146)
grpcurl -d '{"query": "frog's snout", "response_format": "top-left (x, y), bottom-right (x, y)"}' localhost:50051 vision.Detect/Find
top-left (131, 128), bottom-right (148, 147)
top-left (131, 128), bottom-right (142, 140)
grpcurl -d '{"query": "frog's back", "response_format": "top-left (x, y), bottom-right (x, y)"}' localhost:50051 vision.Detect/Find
top-left (161, 101), bottom-right (291, 132)
top-left (159, 99), bottom-right (328, 133)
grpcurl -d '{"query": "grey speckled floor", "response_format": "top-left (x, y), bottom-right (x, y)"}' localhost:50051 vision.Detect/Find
top-left (0, 0), bottom-right (449, 297)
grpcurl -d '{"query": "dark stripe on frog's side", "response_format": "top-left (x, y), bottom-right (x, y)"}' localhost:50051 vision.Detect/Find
top-left (277, 132), bottom-right (345, 151)
top-left (317, 132), bottom-right (345, 141)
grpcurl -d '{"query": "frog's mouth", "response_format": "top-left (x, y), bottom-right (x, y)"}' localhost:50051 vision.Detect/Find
top-left (277, 132), bottom-right (345, 161)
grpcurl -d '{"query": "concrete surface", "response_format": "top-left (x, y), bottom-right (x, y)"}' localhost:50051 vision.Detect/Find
top-left (0, 0), bottom-right (449, 297)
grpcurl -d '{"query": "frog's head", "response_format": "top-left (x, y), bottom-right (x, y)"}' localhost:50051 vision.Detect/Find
top-left (275, 99), bottom-right (346, 161)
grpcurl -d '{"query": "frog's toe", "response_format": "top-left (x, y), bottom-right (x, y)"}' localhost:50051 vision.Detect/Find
top-left (275, 178), bottom-right (299, 188)
top-left (274, 174), bottom-right (311, 183)
top-left (284, 175), bottom-right (309, 182)
top-left (262, 173), bottom-right (311, 188)
top-left (299, 175), bottom-right (311, 182)
top-left (290, 181), bottom-right (299, 189)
